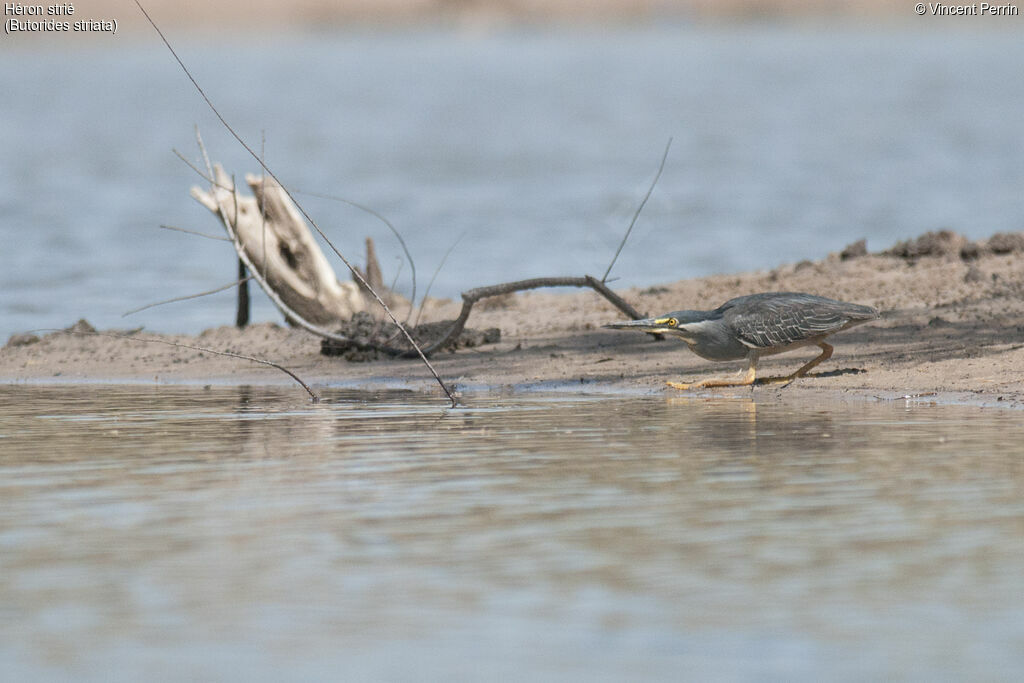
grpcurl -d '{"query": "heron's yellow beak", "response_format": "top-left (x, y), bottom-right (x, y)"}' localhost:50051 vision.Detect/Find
top-left (603, 316), bottom-right (677, 333)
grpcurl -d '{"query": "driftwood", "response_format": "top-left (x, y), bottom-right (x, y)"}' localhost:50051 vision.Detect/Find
top-left (189, 162), bottom-right (647, 361)
top-left (191, 166), bottom-right (370, 327)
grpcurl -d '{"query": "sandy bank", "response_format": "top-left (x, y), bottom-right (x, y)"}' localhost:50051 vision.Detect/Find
top-left (4, 231), bottom-right (1024, 408)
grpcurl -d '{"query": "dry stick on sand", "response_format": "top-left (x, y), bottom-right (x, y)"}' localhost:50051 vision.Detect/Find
top-left (35, 329), bottom-right (321, 403)
top-left (133, 1), bottom-right (457, 408)
top-left (399, 276), bottom-right (641, 358)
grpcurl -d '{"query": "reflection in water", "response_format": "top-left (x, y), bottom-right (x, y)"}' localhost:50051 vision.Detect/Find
top-left (1, 385), bottom-right (1023, 680)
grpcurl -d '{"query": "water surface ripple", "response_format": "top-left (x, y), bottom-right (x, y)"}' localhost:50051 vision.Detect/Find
top-left (2, 385), bottom-right (1023, 679)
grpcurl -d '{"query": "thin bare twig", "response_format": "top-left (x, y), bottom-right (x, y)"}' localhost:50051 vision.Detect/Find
top-left (196, 125), bottom-right (213, 180)
top-left (602, 137), bottom-right (673, 283)
top-left (36, 328), bottom-right (320, 403)
top-left (293, 187), bottom-right (417, 319)
top-left (374, 258), bottom-right (406, 344)
top-left (123, 276), bottom-right (254, 317)
top-left (174, 145), bottom-right (233, 193)
top-left (389, 258), bottom-right (404, 296)
top-left (173, 147), bottom-right (216, 185)
top-left (158, 224), bottom-right (230, 241)
top-left (134, 0), bottom-right (455, 407)
top-left (414, 230), bottom-right (466, 329)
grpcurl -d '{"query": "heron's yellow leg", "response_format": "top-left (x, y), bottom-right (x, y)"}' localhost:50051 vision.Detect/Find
top-left (762, 342), bottom-right (834, 387)
top-left (666, 358), bottom-right (758, 390)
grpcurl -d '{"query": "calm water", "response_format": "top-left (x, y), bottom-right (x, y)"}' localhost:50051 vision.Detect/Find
top-left (2, 385), bottom-right (1023, 680)
top-left (3, 25), bottom-right (1024, 340)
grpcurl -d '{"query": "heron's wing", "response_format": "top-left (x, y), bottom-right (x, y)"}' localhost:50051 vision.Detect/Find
top-left (722, 293), bottom-right (873, 349)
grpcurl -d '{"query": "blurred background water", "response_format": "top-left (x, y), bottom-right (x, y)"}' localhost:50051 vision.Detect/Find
top-left (2, 23), bottom-right (1023, 340)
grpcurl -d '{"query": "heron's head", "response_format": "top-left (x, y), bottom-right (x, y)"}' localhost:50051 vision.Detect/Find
top-left (603, 311), bottom-right (714, 343)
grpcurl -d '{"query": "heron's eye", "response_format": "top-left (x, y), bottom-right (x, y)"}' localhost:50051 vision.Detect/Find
top-left (667, 318), bottom-right (678, 327)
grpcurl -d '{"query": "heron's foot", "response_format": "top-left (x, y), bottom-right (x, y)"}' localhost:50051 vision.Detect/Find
top-left (666, 365), bottom-right (758, 391)
top-left (666, 379), bottom-right (731, 390)
top-left (666, 375), bottom-right (757, 391)
top-left (665, 379), bottom-right (747, 391)
top-left (758, 374), bottom-right (799, 387)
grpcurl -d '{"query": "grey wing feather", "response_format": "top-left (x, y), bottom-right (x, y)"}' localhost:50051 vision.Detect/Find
top-left (722, 293), bottom-right (877, 349)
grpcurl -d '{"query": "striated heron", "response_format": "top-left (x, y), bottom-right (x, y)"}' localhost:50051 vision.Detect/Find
top-left (604, 292), bottom-right (879, 389)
